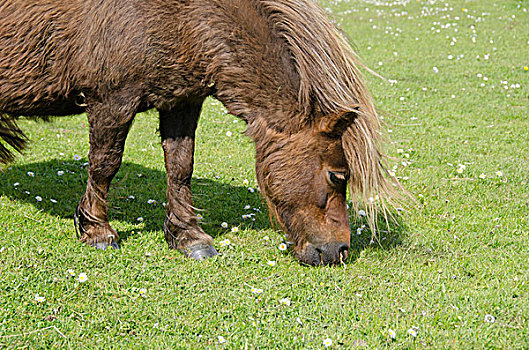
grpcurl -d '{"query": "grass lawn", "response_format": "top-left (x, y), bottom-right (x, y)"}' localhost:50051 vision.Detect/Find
top-left (1, 0), bottom-right (528, 348)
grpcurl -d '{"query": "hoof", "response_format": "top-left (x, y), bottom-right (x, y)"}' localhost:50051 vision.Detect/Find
top-left (94, 241), bottom-right (120, 250)
top-left (185, 244), bottom-right (218, 261)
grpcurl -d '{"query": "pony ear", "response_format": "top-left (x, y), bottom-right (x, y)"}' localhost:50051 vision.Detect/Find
top-left (318, 110), bottom-right (358, 136)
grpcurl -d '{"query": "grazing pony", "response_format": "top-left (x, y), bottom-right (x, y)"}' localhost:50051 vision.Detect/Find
top-left (0, 0), bottom-right (396, 265)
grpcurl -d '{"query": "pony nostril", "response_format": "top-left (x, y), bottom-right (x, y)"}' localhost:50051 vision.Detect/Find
top-left (337, 243), bottom-right (349, 253)
top-left (315, 246), bottom-right (324, 265)
top-left (312, 243), bottom-right (349, 265)
top-left (337, 243), bottom-right (349, 261)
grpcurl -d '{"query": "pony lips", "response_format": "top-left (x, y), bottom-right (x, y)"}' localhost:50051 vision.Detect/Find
top-left (0, 0), bottom-right (398, 266)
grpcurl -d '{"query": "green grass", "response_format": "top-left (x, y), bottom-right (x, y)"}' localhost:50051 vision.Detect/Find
top-left (1, 0), bottom-right (528, 348)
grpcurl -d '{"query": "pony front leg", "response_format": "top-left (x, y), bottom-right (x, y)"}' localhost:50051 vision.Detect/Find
top-left (75, 102), bottom-right (134, 250)
top-left (159, 102), bottom-right (217, 260)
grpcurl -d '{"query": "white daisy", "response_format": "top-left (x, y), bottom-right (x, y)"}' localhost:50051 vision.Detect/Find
top-left (388, 328), bottom-right (396, 339)
top-left (323, 338), bottom-right (333, 347)
top-left (484, 314), bottom-right (496, 323)
top-left (279, 298), bottom-right (291, 306)
top-left (78, 273), bottom-right (88, 283)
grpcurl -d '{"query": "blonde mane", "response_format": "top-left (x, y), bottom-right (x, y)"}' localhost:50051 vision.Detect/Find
top-left (259, 0), bottom-right (400, 224)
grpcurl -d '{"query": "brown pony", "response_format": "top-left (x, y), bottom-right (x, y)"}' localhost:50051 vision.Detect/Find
top-left (0, 0), bottom-right (396, 265)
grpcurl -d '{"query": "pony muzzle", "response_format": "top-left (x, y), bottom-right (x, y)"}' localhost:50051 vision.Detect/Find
top-left (297, 241), bottom-right (349, 266)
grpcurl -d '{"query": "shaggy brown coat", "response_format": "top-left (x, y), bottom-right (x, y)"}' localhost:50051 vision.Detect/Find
top-left (0, 0), bottom-right (396, 265)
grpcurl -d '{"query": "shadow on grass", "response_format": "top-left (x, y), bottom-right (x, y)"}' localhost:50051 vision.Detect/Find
top-left (346, 213), bottom-right (408, 263)
top-left (0, 159), bottom-right (407, 263)
top-left (0, 160), bottom-right (270, 240)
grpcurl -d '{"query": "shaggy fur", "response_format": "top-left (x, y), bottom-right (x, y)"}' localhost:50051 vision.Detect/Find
top-left (0, 0), bottom-right (396, 265)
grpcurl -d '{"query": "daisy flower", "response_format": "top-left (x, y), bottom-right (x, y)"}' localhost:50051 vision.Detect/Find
top-left (484, 314), bottom-right (496, 323)
top-left (35, 196), bottom-right (42, 202)
top-left (219, 239), bottom-right (231, 247)
top-left (267, 261), bottom-right (276, 267)
top-left (67, 269), bottom-right (75, 277)
top-left (78, 273), bottom-right (88, 283)
top-left (496, 171), bottom-right (503, 177)
top-left (139, 288), bottom-right (147, 296)
top-left (73, 154), bottom-right (82, 161)
top-left (57, 171), bottom-right (64, 176)
top-left (250, 287), bottom-right (263, 294)
top-left (388, 328), bottom-right (396, 339)
top-left (278, 243), bottom-right (287, 251)
top-left (147, 199), bottom-right (157, 205)
top-left (408, 326), bottom-right (419, 337)
top-left (218, 336), bottom-right (226, 344)
top-left (221, 222), bottom-right (228, 229)
top-left (35, 294), bottom-right (45, 303)
top-left (231, 226), bottom-right (239, 233)
top-left (479, 173), bottom-right (486, 179)
top-left (27, 171), bottom-right (35, 177)
top-left (279, 298), bottom-right (291, 306)
top-left (137, 217), bottom-right (144, 222)
top-left (323, 338), bottom-right (333, 347)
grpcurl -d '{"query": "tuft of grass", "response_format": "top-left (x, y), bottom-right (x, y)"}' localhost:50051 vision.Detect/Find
top-left (1, 0), bottom-right (528, 347)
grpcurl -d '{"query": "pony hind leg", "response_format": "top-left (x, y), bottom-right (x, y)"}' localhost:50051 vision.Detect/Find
top-left (75, 98), bottom-right (136, 249)
top-left (159, 100), bottom-right (217, 260)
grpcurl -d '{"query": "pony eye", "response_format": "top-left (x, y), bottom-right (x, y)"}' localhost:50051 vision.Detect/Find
top-left (327, 171), bottom-right (348, 186)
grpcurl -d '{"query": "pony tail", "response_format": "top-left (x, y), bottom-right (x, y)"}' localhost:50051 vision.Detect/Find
top-left (0, 115), bottom-right (27, 164)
